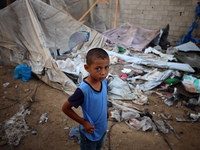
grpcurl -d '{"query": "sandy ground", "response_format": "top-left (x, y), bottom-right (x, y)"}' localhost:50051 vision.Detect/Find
top-left (0, 65), bottom-right (200, 150)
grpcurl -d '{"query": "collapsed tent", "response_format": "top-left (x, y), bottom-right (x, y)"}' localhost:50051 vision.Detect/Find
top-left (0, 0), bottom-right (107, 95)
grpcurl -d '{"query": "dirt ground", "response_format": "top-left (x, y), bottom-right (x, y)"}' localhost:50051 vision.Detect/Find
top-left (0, 64), bottom-right (200, 150)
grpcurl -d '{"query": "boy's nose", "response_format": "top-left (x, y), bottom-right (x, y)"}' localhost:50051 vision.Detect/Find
top-left (101, 69), bottom-right (106, 75)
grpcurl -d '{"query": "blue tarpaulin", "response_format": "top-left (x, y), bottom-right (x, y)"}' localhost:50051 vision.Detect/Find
top-left (178, 4), bottom-right (200, 45)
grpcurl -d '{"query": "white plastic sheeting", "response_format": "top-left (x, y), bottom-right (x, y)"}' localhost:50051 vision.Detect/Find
top-left (107, 75), bottom-right (137, 100)
top-left (0, 0), bottom-right (106, 95)
top-left (105, 50), bottom-right (195, 73)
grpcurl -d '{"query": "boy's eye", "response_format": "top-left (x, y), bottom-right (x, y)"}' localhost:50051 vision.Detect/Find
top-left (105, 66), bottom-right (109, 69)
top-left (96, 68), bottom-right (101, 70)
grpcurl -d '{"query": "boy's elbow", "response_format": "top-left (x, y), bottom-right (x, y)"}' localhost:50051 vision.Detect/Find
top-left (62, 100), bottom-right (72, 114)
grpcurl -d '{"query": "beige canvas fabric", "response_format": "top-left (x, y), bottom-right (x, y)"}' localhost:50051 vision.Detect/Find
top-left (0, 0), bottom-right (107, 95)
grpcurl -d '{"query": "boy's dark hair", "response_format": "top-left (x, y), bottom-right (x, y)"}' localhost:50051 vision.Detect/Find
top-left (86, 48), bottom-right (109, 65)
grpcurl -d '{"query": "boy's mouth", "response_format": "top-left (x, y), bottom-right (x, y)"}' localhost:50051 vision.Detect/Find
top-left (99, 77), bottom-right (105, 80)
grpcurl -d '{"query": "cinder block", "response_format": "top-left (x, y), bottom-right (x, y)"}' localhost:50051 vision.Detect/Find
top-left (179, 0), bottom-right (192, 5)
top-left (160, 0), bottom-right (170, 5)
top-left (131, 10), bottom-right (142, 15)
top-left (139, 0), bottom-right (151, 5)
top-left (179, 26), bottom-right (190, 32)
top-left (144, 14), bottom-right (154, 20)
top-left (136, 5), bottom-right (146, 10)
top-left (170, 0), bottom-right (181, 5)
top-left (151, 0), bottom-right (161, 6)
top-left (153, 5), bottom-right (165, 11)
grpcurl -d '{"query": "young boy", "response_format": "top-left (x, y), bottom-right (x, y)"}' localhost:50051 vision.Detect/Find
top-left (62, 48), bottom-right (111, 150)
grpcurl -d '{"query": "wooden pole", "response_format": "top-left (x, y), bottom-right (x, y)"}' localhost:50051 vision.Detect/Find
top-left (114, 0), bottom-right (119, 28)
top-left (78, 0), bottom-right (100, 22)
top-left (59, 4), bottom-right (76, 20)
top-left (101, 0), bottom-right (109, 5)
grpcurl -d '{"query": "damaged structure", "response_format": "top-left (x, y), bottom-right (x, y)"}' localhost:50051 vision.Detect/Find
top-left (0, 0), bottom-right (200, 148)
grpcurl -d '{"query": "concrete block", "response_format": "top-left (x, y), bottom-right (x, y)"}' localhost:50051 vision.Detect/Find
top-left (162, 16), bottom-right (172, 21)
top-left (136, 5), bottom-right (146, 10)
top-left (131, 10), bottom-right (142, 15)
top-left (153, 5), bottom-right (165, 11)
top-left (169, 25), bottom-right (180, 31)
top-left (153, 15), bottom-right (163, 21)
top-left (145, 6), bottom-right (154, 10)
top-left (147, 20), bottom-right (157, 25)
top-left (160, 0), bottom-right (170, 5)
top-left (164, 5), bottom-right (175, 11)
top-left (144, 14), bottom-right (154, 20)
top-left (127, 4), bottom-right (137, 9)
top-left (179, 26), bottom-right (190, 32)
top-left (184, 6), bottom-right (197, 11)
top-left (167, 10), bottom-right (179, 16)
top-left (176, 22), bottom-right (187, 27)
top-left (179, 0), bottom-right (192, 5)
top-left (139, 0), bottom-right (151, 5)
top-left (135, 14), bottom-right (145, 19)
top-left (174, 6), bottom-right (185, 11)
top-left (151, 0), bottom-right (161, 6)
top-left (170, 0), bottom-right (181, 5)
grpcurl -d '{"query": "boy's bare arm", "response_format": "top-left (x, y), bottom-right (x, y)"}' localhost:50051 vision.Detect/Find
top-left (62, 100), bottom-right (95, 134)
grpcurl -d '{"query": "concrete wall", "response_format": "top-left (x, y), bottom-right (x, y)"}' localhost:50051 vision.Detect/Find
top-left (97, 0), bottom-right (200, 44)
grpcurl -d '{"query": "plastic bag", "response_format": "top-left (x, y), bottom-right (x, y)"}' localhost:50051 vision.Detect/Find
top-left (14, 65), bottom-right (31, 82)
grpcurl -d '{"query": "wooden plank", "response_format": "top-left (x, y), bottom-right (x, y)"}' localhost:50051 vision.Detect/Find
top-left (114, 0), bottom-right (119, 28)
top-left (78, 0), bottom-right (100, 22)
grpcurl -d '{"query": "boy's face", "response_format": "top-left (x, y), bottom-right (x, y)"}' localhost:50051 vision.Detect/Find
top-left (84, 57), bottom-right (109, 82)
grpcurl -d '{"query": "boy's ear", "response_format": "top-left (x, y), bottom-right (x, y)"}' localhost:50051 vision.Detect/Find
top-left (84, 64), bottom-right (90, 72)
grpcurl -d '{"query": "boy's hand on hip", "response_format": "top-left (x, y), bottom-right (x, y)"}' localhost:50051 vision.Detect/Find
top-left (83, 120), bottom-right (95, 134)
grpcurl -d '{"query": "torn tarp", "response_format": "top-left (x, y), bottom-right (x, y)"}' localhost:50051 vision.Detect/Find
top-left (102, 23), bottom-right (160, 51)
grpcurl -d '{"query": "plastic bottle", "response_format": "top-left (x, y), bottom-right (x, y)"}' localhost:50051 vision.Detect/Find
top-left (164, 78), bottom-right (179, 84)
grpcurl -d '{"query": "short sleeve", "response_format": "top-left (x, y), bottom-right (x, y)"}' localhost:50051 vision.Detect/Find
top-left (68, 88), bottom-right (84, 108)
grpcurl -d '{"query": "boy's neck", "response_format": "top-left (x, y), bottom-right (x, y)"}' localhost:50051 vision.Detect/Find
top-left (85, 76), bottom-right (101, 91)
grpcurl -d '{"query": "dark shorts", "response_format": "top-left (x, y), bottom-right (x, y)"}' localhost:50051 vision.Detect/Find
top-left (79, 126), bottom-right (106, 150)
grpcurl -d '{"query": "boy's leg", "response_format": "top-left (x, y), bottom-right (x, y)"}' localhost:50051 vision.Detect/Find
top-left (79, 125), bottom-right (106, 150)
top-left (79, 126), bottom-right (97, 150)
top-left (96, 132), bottom-right (106, 150)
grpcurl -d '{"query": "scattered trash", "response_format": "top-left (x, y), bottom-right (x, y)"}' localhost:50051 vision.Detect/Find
top-left (111, 109), bottom-right (122, 122)
top-left (125, 116), bottom-right (155, 131)
top-left (182, 75), bottom-right (200, 93)
top-left (163, 120), bottom-right (180, 139)
top-left (164, 88), bottom-right (179, 106)
top-left (3, 82), bottom-right (10, 87)
top-left (31, 130), bottom-right (38, 135)
top-left (133, 85), bottom-right (148, 105)
top-left (144, 47), bottom-right (176, 61)
top-left (118, 46), bottom-right (124, 53)
top-left (107, 75), bottom-right (136, 100)
top-left (164, 78), bottom-right (179, 84)
top-left (189, 113), bottom-right (200, 120)
top-left (39, 113), bottom-right (48, 124)
top-left (119, 73), bottom-right (128, 80)
top-left (4, 106), bottom-right (30, 146)
top-left (109, 55), bottom-right (119, 64)
top-left (69, 126), bottom-right (80, 140)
